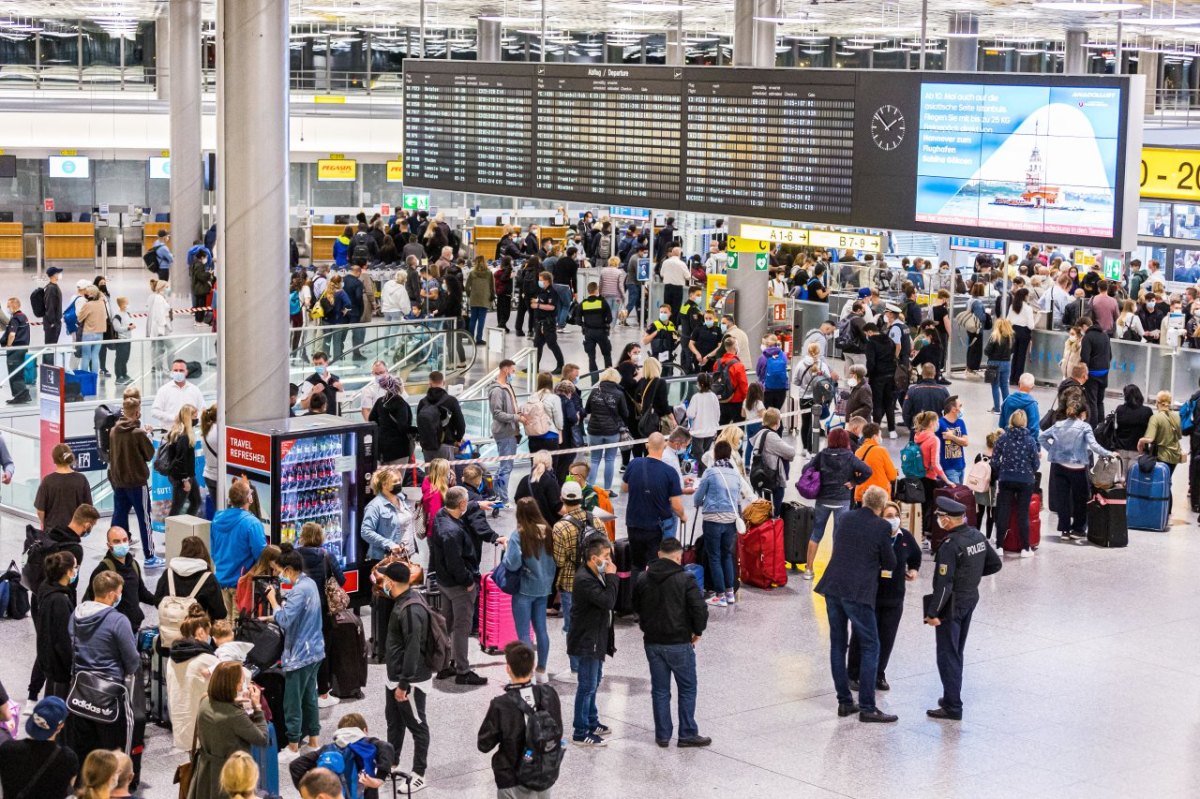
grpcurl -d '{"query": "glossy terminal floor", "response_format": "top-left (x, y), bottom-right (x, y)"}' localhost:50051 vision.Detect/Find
top-left (0, 265), bottom-right (1195, 799)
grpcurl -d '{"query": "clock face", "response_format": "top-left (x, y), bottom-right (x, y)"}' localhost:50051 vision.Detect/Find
top-left (871, 104), bottom-right (906, 151)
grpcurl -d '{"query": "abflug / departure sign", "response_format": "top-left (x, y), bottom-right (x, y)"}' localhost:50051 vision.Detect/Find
top-left (915, 83), bottom-right (1122, 240)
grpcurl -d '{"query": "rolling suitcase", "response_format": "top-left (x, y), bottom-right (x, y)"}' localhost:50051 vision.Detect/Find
top-left (478, 572), bottom-right (523, 654)
top-left (612, 537), bottom-right (636, 616)
top-left (1002, 491), bottom-right (1043, 553)
top-left (683, 563), bottom-right (704, 592)
top-left (250, 721), bottom-right (281, 795)
top-left (253, 669), bottom-right (287, 750)
top-left (928, 484), bottom-right (978, 530)
top-left (1128, 461), bottom-right (1171, 531)
top-left (781, 501), bottom-right (812, 571)
top-left (144, 635), bottom-right (170, 729)
top-left (737, 519), bottom-right (787, 589)
top-left (328, 608), bottom-right (369, 699)
top-left (1087, 488), bottom-right (1128, 548)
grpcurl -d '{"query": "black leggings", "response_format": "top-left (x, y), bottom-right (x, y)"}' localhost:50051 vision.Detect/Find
top-left (1049, 464), bottom-right (1088, 534)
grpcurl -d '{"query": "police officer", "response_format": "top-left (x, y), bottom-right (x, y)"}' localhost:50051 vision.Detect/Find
top-left (678, 286), bottom-right (705, 373)
top-left (688, 308), bottom-right (723, 373)
top-left (923, 496), bottom-right (1002, 721)
top-left (643, 303), bottom-right (679, 364)
top-left (531, 269), bottom-right (564, 373)
top-left (579, 281), bottom-right (613, 373)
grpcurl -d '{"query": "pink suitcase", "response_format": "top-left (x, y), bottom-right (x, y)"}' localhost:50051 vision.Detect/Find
top-left (478, 572), bottom-right (524, 655)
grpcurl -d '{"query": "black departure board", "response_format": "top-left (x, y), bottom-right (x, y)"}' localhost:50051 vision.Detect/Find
top-left (683, 70), bottom-right (856, 223)
top-left (534, 65), bottom-right (683, 206)
top-left (403, 62), bottom-right (533, 194)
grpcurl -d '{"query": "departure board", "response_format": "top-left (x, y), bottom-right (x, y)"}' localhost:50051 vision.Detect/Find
top-left (403, 63), bottom-right (533, 194)
top-left (535, 65), bottom-right (682, 206)
top-left (683, 71), bottom-right (856, 223)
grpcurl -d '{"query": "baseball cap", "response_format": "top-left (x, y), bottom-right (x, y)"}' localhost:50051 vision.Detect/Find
top-left (561, 482), bottom-right (583, 502)
top-left (76, 279), bottom-right (90, 290)
top-left (46, 266), bottom-right (63, 277)
top-left (26, 696), bottom-right (68, 741)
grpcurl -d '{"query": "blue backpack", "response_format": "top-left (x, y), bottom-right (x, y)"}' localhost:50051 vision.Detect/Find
top-left (901, 441), bottom-right (926, 479)
top-left (1181, 394), bottom-right (1199, 436)
top-left (289, 290), bottom-right (302, 316)
top-left (63, 301), bottom-right (78, 335)
top-left (316, 738), bottom-right (379, 799)
top-left (763, 352), bottom-right (789, 390)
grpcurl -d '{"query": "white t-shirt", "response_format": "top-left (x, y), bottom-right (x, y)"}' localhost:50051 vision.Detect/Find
top-left (151, 381), bottom-right (206, 428)
top-left (660, 256), bottom-right (690, 287)
top-left (686, 392), bottom-right (721, 438)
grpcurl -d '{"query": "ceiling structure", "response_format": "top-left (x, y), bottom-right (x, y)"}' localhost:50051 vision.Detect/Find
top-left (2, 0), bottom-right (1200, 55)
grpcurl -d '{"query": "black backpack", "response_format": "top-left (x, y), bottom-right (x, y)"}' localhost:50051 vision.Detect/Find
top-left (748, 430), bottom-right (780, 494)
top-left (416, 396), bottom-right (452, 452)
top-left (351, 231), bottom-right (372, 262)
top-left (712, 359), bottom-right (736, 402)
top-left (512, 688), bottom-right (565, 792)
top-left (94, 404), bottom-right (119, 465)
top-left (142, 245), bottom-right (160, 271)
top-left (1, 559), bottom-right (29, 620)
top-left (835, 317), bottom-right (863, 353)
top-left (29, 286), bottom-right (46, 318)
top-left (21, 525), bottom-right (59, 595)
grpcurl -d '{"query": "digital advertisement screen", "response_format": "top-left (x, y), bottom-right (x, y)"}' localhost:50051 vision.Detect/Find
top-left (49, 156), bottom-right (89, 179)
top-left (149, 156), bottom-right (170, 180)
top-left (915, 83), bottom-right (1121, 239)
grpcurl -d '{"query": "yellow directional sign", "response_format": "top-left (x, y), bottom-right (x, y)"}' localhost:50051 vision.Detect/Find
top-left (727, 235), bottom-right (769, 254)
top-left (735, 224), bottom-right (882, 253)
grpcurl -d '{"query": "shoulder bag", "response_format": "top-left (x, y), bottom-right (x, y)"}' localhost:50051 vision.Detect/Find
top-left (65, 625), bottom-right (127, 724)
top-left (715, 469), bottom-right (747, 534)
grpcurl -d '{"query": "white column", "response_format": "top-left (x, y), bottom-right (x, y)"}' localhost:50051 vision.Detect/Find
top-left (217, 0), bottom-right (290, 434)
top-left (726, 221), bottom-right (771, 364)
top-left (155, 13), bottom-right (169, 101)
top-left (477, 18), bottom-right (501, 62)
top-left (1065, 28), bottom-right (1088, 75)
top-left (946, 11), bottom-right (978, 72)
top-left (169, 0), bottom-right (203, 302)
top-left (666, 29), bottom-right (684, 67)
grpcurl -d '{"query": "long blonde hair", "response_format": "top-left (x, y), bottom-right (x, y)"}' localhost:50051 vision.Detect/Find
top-left (76, 749), bottom-right (119, 799)
top-left (166, 404), bottom-right (198, 446)
top-left (990, 318), bottom-right (1014, 343)
top-left (642, 357), bottom-right (662, 380)
top-left (426, 458), bottom-right (452, 498)
top-left (531, 449), bottom-right (553, 482)
top-left (219, 751), bottom-right (260, 799)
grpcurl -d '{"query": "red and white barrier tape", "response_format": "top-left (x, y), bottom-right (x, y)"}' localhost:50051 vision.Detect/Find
top-left (27, 307), bottom-right (212, 327)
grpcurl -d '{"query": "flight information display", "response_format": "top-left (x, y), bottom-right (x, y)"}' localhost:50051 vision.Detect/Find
top-left (403, 63), bottom-right (533, 194)
top-left (683, 70), bottom-right (856, 223)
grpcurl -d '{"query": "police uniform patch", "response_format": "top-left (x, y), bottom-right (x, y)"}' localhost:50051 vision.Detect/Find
top-left (938, 564), bottom-right (948, 576)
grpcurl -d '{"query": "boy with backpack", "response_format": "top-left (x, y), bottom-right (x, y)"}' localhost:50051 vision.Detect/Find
top-left (290, 712), bottom-right (396, 799)
top-left (755, 334), bottom-right (790, 410)
top-left (417, 372), bottom-right (465, 463)
top-left (478, 641), bottom-right (564, 799)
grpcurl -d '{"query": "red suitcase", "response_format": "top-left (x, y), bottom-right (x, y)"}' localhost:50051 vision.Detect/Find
top-left (1003, 491), bottom-right (1043, 553)
top-left (738, 519), bottom-right (788, 589)
top-left (927, 483), bottom-right (980, 553)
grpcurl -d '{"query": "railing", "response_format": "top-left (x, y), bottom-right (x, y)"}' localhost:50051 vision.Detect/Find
top-left (0, 423), bottom-right (113, 520)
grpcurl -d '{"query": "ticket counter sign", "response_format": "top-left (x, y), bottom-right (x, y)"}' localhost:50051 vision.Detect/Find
top-left (386, 160), bottom-right (404, 182)
top-left (317, 159), bottom-right (356, 182)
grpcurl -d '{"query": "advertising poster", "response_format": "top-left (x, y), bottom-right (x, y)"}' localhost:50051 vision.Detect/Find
top-left (38, 364), bottom-right (63, 477)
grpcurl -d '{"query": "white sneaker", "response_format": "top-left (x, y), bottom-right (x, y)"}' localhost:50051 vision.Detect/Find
top-left (317, 694), bottom-right (340, 708)
top-left (534, 670), bottom-right (549, 685)
top-left (555, 671), bottom-right (578, 684)
top-left (888, 431), bottom-right (898, 439)
top-left (802, 571), bottom-right (814, 581)
top-left (706, 595), bottom-right (727, 607)
top-left (407, 774), bottom-right (427, 793)
top-left (1019, 549), bottom-right (1034, 558)
top-left (725, 591), bottom-right (736, 604)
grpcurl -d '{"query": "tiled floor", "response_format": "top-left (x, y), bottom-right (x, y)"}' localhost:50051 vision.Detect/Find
top-left (0, 263), bottom-right (1195, 798)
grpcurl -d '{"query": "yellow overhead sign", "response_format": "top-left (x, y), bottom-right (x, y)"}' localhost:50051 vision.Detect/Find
top-left (316, 159), bottom-right (356, 181)
top-left (1141, 147), bottom-right (1200, 202)
top-left (386, 159), bottom-right (404, 182)
top-left (737, 224), bottom-right (882, 253)
top-left (727, 235), bottom-right (770, 253)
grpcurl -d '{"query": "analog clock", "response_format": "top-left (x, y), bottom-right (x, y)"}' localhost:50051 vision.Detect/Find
top-left (871, 104), bottom-right (906, 151)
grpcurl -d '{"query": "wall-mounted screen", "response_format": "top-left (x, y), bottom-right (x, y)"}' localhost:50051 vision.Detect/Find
top-left (149, 157), bottom-right (170, 180)
top-left (0, 155), bottom-right (15, 179)
top-left (49, 156), bottom-right (89, 179)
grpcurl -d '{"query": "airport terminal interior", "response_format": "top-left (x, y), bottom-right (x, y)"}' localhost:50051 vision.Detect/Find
top-left (3, 0), bottom-right (1200, 797)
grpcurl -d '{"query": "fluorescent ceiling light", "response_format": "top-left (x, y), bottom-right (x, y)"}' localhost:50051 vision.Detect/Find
top-left (1119, 17), bottom-right (1200, 26)
top-left (755, 14), bottom-right (823, 23)
top-left (611, 2), bottom-right (693, 11)
top-left (801, 48), bottom-right (826, 54)
top-left (1032, 2), bottom-right (1142, 11)
top-left (847, 37), bottom-right (887, 44)
top-left (477, 16), bottom-right (543, 24)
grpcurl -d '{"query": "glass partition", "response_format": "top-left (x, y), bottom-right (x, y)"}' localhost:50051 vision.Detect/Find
top-left (0, 424), bottom-right (113, 519)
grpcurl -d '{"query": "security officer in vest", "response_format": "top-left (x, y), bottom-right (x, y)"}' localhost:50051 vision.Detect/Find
top-left (532, 269), bottom-right (565, 373)
top-left (678, 286), bottom-right (705, 373)
top-left (642, 303), bottom-right (679, 363)
top-left (688, 309), bottom-right (723, 372)
top-left (923, 496), bottom-right (1002, 721)
top-left (579, 281), bottom-right (613, 373)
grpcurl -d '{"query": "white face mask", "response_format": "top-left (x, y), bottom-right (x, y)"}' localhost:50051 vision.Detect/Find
top-left (847, 377), bottom-right (858, 387)
top-left (887, 516), bottom-right (901, 533)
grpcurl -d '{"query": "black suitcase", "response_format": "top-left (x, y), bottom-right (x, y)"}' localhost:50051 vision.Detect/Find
top-left (142, 634), bottom-right (170, 728)
top-left (1087, 487), bottom-right (1128, 548)
top-left (612, 538), bottom-right (634, 616)
top-left (1190, 454), bottom-right (1200, 513)
top-left (253, 668), bottom-right (287, 750)
top-left (328, 608), bottom-right (368, 699)
top-left (781, 502), bottom-right (812, 570)
top-left (370, 593), bottom-right (395, 664)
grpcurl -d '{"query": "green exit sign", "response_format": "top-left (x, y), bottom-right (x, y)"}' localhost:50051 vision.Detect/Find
top-left (402, 194), bottom-right (429, 211)
top-left (1103, 257), bottom-right (1122, 281)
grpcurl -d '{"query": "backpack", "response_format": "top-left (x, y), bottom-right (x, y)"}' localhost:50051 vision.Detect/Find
top-left (749, 430), bottom-right (780, 494)
top-left (94, 404), bottom-right (119, 465)
top-left (21, 525), bottom-right (60, 595)
top-left (29, 286), bottom-right (46, 318)
top-left (712, 358), bottom-right (735, 401)
top-left (954, 308), bottom-right (982, 335)
top-left (835, 317), bottom-right (863, 354)
top-left (1, 559), bottom-right (29, 620)
top-left (512, 689), bottom-right (565, 791)
top-left (288, 290), bottom-right (302, 316)
top-left (142, 245), bottom-right (160, 271)
top-left (416, 396), bottom-right (453, 452)
top-left (158, 570), bottom-right (209, 647)
top-left (965, 456), bottom-right (992, 493)
top-left (62, 302), bottom-right (78, 336)
top-left (763, 352), bottom-right (789, 390)
top-left (315, 739), bottom-right (379, 799)
top-left (351, 231), bottom-right (372, 262)
top-left (636, 380), bottom-right (661, 437)
top-left (153, 439), bottom-right (177, 476)
top-left (900, 441), bottom-right (925, 479)
top-left (1181, 393), bottom-right (1200, 436)
top-left (564, 514), bottom-right (603, 570)
top-left (520, 396), bottom-right (550, 437)
top-left (396, 590), bottom-right (452, 673)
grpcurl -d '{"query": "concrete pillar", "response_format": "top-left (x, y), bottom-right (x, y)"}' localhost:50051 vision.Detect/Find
top-left (946, 11), bottom-right (978, 72)
top-left (725, 220), bottom-right (771, 367)
top-left (169, 0), bottom-right (203, 302)
top-left (1065, 28), bottom-right (1088, 75)
top-left (666, 29), bottom-right (683, 67)
top-left (1138, 45), bottom-right (1159, 115)
top-left (155, 14), bottom-right (169, 100)
top-left (477, 18), bottom-right (501, 62)
top-left (733, 0), bottom-right (777, 68)
top-left (216, 0), bottom-right (290, 435)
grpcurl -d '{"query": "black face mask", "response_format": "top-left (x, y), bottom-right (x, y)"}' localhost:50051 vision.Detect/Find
top-left (391, 484), bottom-right (403, 495)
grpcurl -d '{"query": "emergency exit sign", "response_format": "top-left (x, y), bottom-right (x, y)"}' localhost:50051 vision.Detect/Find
top-left (402, 194), bottom-right (429, 211)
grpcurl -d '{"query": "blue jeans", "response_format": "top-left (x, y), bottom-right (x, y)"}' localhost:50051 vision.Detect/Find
top-left (494, 436), bottom-right (518, 502)
top-left (812, 501), bottom-right (849, 544)
top-left (989, 361), bottom-right (1011, 411)
top-left (702, 521), bottom-right (737, 593)
top-left (559, 591), bottom-right (579, 673)
top-left (469, 306), bottom-right (488, 342)
top-left (826, 596), bottom-right (880, 712)
top-left (512, 593), bottom-right (550, 670)
top-left (624, 284), bottom-right (641, 323)
top-left (944, 468), bottom-right (964, 485)
top-left (573, 656), bottom-right (604, 738)
top-left (645, 642), bottom-right (699, 742)
top-left (554, 284), bottom-right (572, 327)
top-left (80, 332), bottom-right (103, 373)
top-left (112, 486), bottom-right (151, 558)
top-left (588, 433), bottom-right (620, 492)
top-left (743, 422), bottom-right (763, 469)
top-left (605, 297), bottom-right (621, 323)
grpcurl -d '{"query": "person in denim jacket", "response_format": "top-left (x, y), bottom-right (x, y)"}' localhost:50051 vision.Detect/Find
top-left (692, 440), bottom-right (755, 606)
top-left (503, 498), bottom-right (558, 683)
top-left (992, 409), bottom-right (1042, 554)
top-left (267, 544), bottom-right (326, 752)
top-left (1039, 402), bottom-right (1112, 544)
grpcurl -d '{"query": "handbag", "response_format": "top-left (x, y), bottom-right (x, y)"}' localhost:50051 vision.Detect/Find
top-left (66, 670), bottom-right (127, 724)
top-left (983, 364), bottom-right (998, 385)
top-left (490, 559), bottom-right (522, 596)
top-left (894, 477), bottom-right (926, 504)
top-left (795, 458), bottom-right (822, 500)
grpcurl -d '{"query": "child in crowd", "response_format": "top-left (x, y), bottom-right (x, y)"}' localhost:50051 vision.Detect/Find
top-left (970, 431), bottom-right (1001, 543)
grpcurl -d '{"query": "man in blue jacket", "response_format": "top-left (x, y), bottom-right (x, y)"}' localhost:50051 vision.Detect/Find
top-left (999, 372), bottom-right (1041, 433)
top-left (814, 486), bottom-right (898, 723)
top-left (210, 477), bottom-right (266, 617)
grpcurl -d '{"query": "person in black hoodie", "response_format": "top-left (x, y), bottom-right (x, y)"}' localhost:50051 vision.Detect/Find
top-left (35, 551), bottom-right (78, 700)
top-left (429, 488), bottom-right (486, 687)
top-left (566, 536), bottom-right (618, 746)
top-left (417, 372), bottom-right (466, 463)
top-left (864, 322), bottom-right (898, 436)
top-left (477, 641), bottom-right (564, 793)
top-left (1078, 316), bottom-right (1112, 420)
top-left (847, 502), bottom-right (921, 692)
top-left (82, 526), bottom-right (156, 631)
top-left (152, 535), bottom-right (226, 621)
top-left (379, 561), bottom-right (431, 795)
top-left (631, 537), bottom-right (710, 748)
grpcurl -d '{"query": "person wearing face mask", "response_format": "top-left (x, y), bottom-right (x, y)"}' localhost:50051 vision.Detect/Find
top-left (267, 543), bottom-right (326, 753)
top-left (643, 303), bottom-right (679, 363)
top-left (844, 364), bottom-right (873, 423)
top-left (298, 352), bottom-right (343, 417)
top-left (1160, 299), bottom-right (1187, 348)
top-left (35, 551), bottom-right (79, 700)
top-left (83, 527), bottom-right (157, 631)
top-left (688, 311), bottom-right (723, 371)
top-left (359, 360), bottom-right (397, 421)
top-left (369, 373), bottom-right (415, 466)
top-left (580, 281), bottom-right (614, 373)
top-left (1137, 293), bottom-right (1166, 343)
top-left (567, 535), bottom-right (619, 747)
top-left (378, 561), bottom-right (432, 794)
top-left (150, 358), bottom-right (205, 429)
top-left (846, 502), bottom-right (920, 693)
top-left (924, 497), bottom-right (1003, 721)
top-left (676, 286), bottom-right (705, 373)
top-left (531, 270), bottom-right (565, 373)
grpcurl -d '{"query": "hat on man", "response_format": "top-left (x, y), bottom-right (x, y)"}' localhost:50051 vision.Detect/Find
top-left (885, 302), bottom-right (902, 314)
top-left (561, 482), bottom-right (583, 502)
top-left (857, 287), bottom-right (872, 298)
top-left (935, 496), bottom-right (967, 517)
top-left (382, 561), bottom-right (411, 585)
top-left (26, 696), bottom-right (68, 741)
top-left (46, 266), bottom-right (63, 277)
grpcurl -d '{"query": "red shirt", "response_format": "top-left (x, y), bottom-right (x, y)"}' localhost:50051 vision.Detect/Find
top-left (717, 353), bottom-right (748, 405)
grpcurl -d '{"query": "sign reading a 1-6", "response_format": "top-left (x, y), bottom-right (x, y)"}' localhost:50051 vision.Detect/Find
top-left (402, 194), bottom-right (429, 211)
